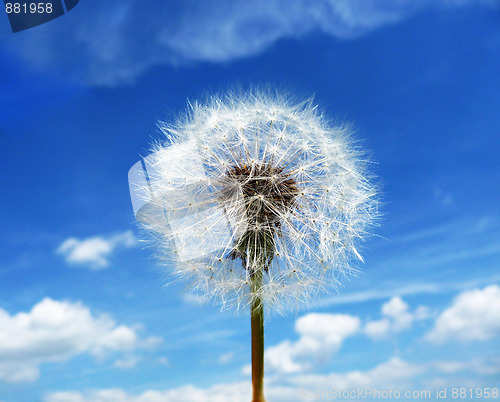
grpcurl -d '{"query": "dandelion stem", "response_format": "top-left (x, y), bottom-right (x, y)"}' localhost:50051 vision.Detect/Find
top-left (251, 268), bottom-right (265, 402)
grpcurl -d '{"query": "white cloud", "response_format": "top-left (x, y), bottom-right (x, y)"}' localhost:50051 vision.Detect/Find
top-left (157, 356), bottom-right (170, 367)
top-left (265, 313), bottom-right (360, 373)
top-left (113, 355), bottom-right (142, 369)
top-left (219, 352), bottom-right (234, 364)
top-left (364, 296), bottom-right (429, 338)
top-left (41, 286), bottom-right (500, 400)
top-left (42, 355), bottom-right (500, 402)
top-left (241, 363), bottom-right (251, 376)
top-left (44, 382), bottom-right (252, 402)
top-left (434, 188), bottom-right (454, 206)
top-left (56, 231), bottom-right (136, 269)
top-left (432, 360), bottom-right (469, 374)
top-left (4, 0), bottom-right (495, 86)
top-left (382, 296), bottom-right (413, 328)
top-left (292, 357), bottom-right (424, 391)
top-left (426, 284), bottom-right (500, 343)
top-left (363, 318), bottom-right (391, 338)
top-left (0, 298), bottom-right (160, 382)
top-left (43, 357), bottom-right (425, 402)
top-left (181, 293), bottom-right (209, 306)
top-left (429, 357), bottom-right (500, 377)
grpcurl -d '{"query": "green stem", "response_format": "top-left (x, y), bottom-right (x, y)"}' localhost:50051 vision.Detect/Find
top-left (251, 270), bottom-right (265, 402)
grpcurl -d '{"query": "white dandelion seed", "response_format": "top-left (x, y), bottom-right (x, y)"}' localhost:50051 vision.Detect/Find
top-left (128, 89), bottom-right (379, 402)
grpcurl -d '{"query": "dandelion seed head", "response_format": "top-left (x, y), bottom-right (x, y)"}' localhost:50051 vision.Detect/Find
top-left (129, 89), bottom-right (379, 313)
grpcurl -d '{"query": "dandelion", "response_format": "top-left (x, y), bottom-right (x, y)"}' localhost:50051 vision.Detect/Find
top-left (128, 89), bottom-right (378, 402)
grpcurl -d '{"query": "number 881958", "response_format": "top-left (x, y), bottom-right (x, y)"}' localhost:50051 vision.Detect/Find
top-left (5, 3), bottom-right (53, 14)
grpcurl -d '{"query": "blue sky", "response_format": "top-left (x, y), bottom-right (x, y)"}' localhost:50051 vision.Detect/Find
top-left (1, 1), bottom-right (500, 401)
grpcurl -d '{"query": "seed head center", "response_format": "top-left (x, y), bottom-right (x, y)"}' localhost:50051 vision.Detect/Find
top-left (226, 162), bottom-right (298, 226)
top-left (225, 162), bottom-right (299, 270)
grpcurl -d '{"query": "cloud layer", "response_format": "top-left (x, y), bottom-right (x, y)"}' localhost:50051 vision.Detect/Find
top-left (5, 0), bottom-right (495, 86)
top-left (44, 381), bottom-right (252, 402)
top-left (43, 357), bottom-right (478, 402)
top-left (43, 354), bottom-right (500, 402)
top-left (56, 231), bottom-right (136, 269)
top-left (0, 298), bottom-right (159, 382)
top-left (4, 285), bottom-right (498, 397)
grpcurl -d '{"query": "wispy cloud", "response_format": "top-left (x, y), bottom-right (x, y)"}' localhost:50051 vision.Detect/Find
top-left (363, 250), bottom-right (500, 298)
top-left (4, 0), bottom-right (495, 86)
top-left (56, 230), bottom-right (136, 269)
top-left (318, 282), bottom-right (441, 306)
top-left (219, 352), bottom-right (234, 364)
top-left (380, 216), bottom-right (497, 247)
top-left (113, 355), bottom-right (142, 369)
top-left (181, 292), bottom-right (209, 306)
top-left (0, 298), bottom-right (160, 382)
